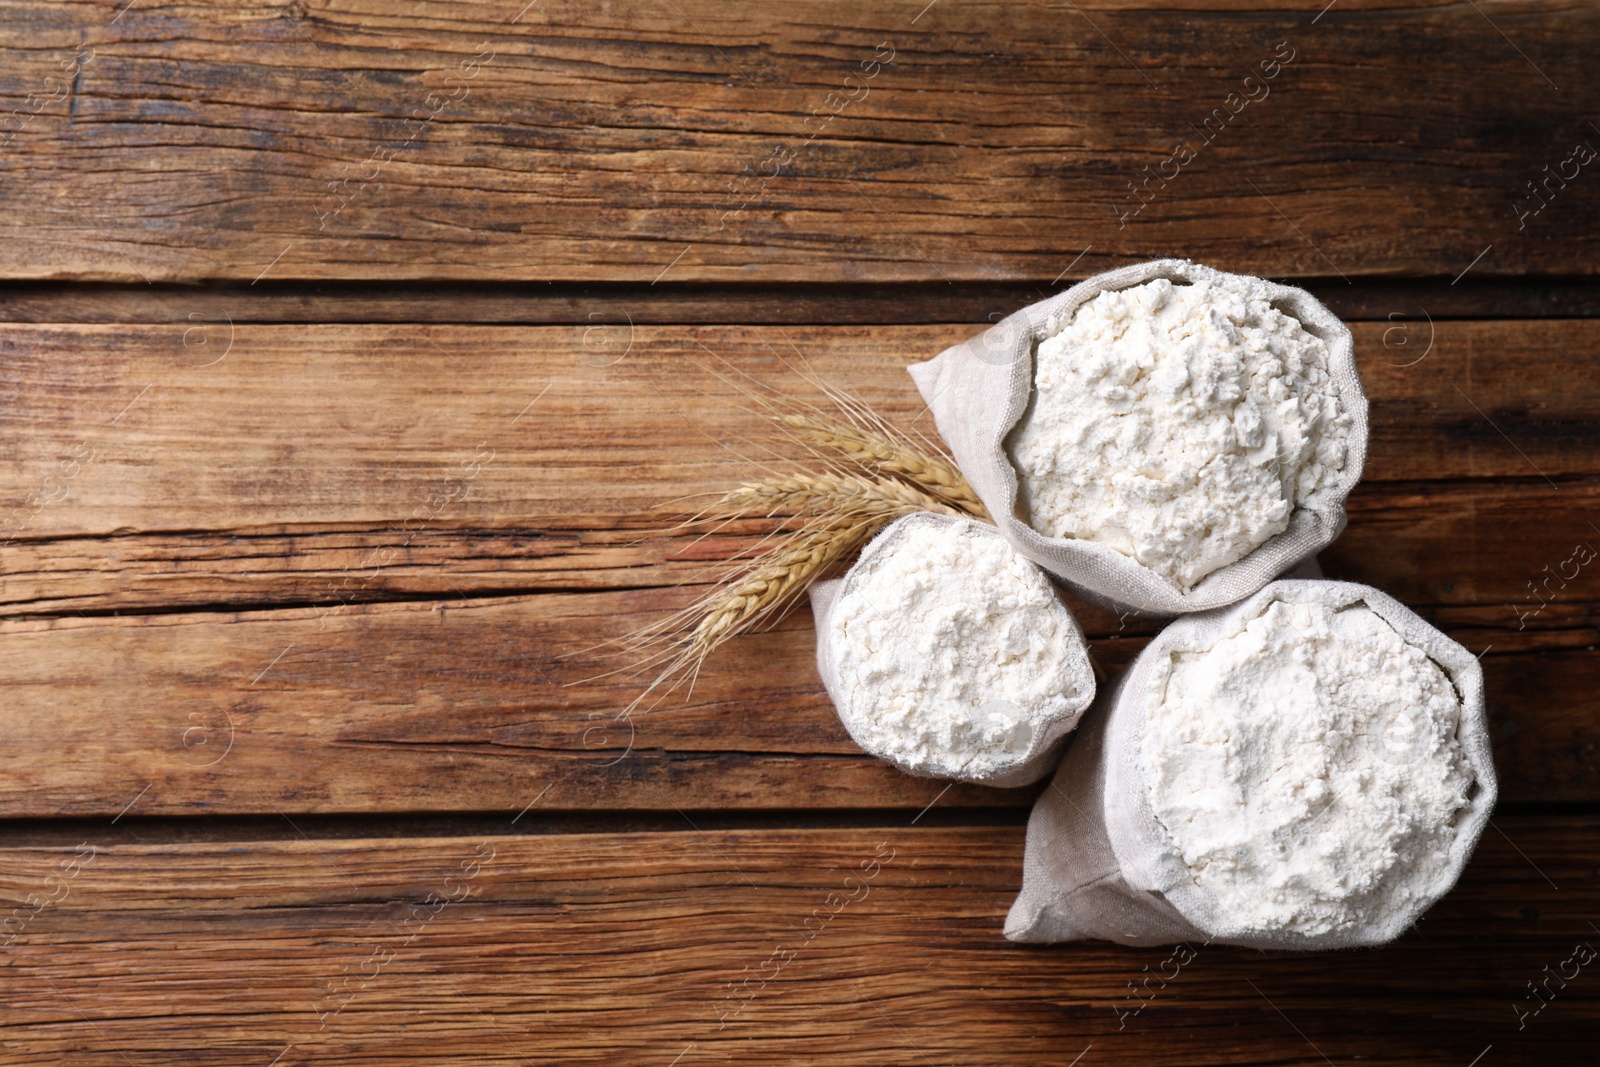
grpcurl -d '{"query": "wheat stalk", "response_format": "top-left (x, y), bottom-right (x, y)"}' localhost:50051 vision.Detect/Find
top-left (774, 414), bottom-right (989, 519)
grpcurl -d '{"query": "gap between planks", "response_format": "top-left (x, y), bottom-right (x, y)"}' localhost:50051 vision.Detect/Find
top-left (0, 801), bottom-right (1591, 845)
top-left (2, 279), bottom-right (1600, 325)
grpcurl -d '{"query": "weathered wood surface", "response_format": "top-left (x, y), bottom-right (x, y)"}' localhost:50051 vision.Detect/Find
top-left (0, 585), bottom-right (1592, 816)
top-left (0, 1), bottom-right (1596, 282)
top-left (1, 822), bottom-right (1595, 1065)
top-left (2, 2), bottom-right (1596, 1061)
top-left (0, 319), bottom-right (1595, 815)
top-left (0, 320), bottom-right (1595, 546)
top-left (2, 479), bottom-right (1597, 619)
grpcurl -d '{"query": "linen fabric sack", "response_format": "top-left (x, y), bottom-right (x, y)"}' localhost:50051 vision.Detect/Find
top-left (907, 258), bottom-right (1369, 616)
top-left (1004, 578), bottom-right (1497, 949)
top-left (809, 513), bottom-right (1096, 789)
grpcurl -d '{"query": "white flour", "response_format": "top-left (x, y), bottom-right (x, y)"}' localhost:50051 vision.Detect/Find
top-left (1007, 274), bottom-right (1350, 589)
top-left (829, 520), bottom-right (1088, 777)
top-left (1142, 597), bottom-right (1473, 939)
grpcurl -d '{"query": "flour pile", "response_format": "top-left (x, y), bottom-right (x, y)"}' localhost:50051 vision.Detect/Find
top-left (1143, 597), bottom-right (1474, 938)
top-left (826, 518), bottom-right (1091, 779)
top-left (1006, 274), bottom-right (1352, 590)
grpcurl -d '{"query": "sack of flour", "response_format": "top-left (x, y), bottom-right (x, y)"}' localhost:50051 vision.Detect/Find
top-left (809, 512), bottom-right (1096, 788)
top-left (909, 259), bottom-right (1368, 616)
top-left (1005, 578), bottom-right (1496, 949)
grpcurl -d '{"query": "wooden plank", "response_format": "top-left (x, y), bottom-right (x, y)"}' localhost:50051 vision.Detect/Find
top-left (0, 1), bottom-right (1596, 282)
top-left (0, 821), bottom-right (1594, 1064)
top-left (0, 319), bottom-right (1595, 815)
top-left (0, 582), bottom-right (1589, 816)
top-left (0, 591), bottom-right (981, 817)
top-left (1324, 479), bottom-right (1600, 616)
top-left (0, 320), bottom-right (1597, 551)
top-left (1, 481), bottom-right (1595, 623)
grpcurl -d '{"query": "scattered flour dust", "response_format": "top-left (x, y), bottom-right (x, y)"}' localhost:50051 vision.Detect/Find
top-left (1142, 597), bottom-right (1474, 938)
top-left (1007, 274), bottom-right (1351, 590)
top-left (829, 520), bottom-right (1088, 777)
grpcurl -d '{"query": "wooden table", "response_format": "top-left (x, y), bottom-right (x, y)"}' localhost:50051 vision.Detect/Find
top-left (2, 2), bottom-right (1597, 1063)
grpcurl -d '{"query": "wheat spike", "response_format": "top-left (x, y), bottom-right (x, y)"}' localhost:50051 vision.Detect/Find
top-left (689, 477), bottom-right (951, 659)
top-left (686, 520), bottom-right (868, 660)
top-left (613, 515), bottom-right (882, 714)
top-left (716, 472), bottom-right (965, 519)
top-left (775, 413), bottom-right (989, 519)
top-left (599, 376), bottom-right (992, 712)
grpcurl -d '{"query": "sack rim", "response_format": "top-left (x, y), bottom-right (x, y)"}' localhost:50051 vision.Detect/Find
top-left (808, 511), bottom-right (1096, 787)
top-left (1102, 578), bottom-right (1498, 949)
top-left (911, 257), bottom-right (1370, 615)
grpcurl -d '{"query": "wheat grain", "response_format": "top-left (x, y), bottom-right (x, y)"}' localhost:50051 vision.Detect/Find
top-left (609, 385), bottom-right (992, 711)
top-left (686, 520), bottom-right (868, 659)
top-left (776, 413), bottom-right (989, 519)
top-left (717, 472), bottom-right (964, 519)
top-left (618, 516), bottom-right (882, 713)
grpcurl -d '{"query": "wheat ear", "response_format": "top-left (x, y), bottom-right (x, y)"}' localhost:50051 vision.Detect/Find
top-left (619, 515), bottom-right (877, 713)
top-left (716, 472), bottom-right (965, 519)
top-left (629, 481), bottom-right (948, 710)
top-left (686, 520), bottom-right (870, 661)
top-left (774, 414), bottom-right (989, 519)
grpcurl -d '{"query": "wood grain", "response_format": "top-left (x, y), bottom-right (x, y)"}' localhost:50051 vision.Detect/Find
top-left (0, 821), bottom-right (1594, 1065)
top-left (1, 2), bottom-right (1593, 1062)
top-left (0, 320), bottom-right (1593, 816)
top-left (0, 581), bottom-right (1588, 817)
top-left (0, 1), bottom-right (1595, 282)
top-left (2, 480), bottom-right (1595, 622)
top-left (0, 320), bottom-right (1595, 550)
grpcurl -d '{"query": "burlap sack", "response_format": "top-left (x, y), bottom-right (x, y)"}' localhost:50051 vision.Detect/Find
top-left (809, 513), bottom-right (1096, 788)
top-left (908, 259), bottom-right (1369, 616)
top-left (1005, 578), bottom-right (1497, 949)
